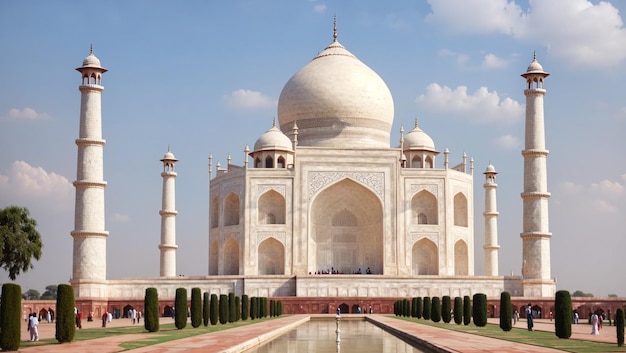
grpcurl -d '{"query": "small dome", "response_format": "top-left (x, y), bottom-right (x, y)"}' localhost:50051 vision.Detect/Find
top-left (82, 52), bottom-right (102, 67)
top-left (403, 120), bottom-right (436, 152)
top-left (254, 122), bottom-right (293, 152)
top-left (485, 163), bottom-right (497, 173)
top-left (161, 149), bottom-right (178, 162)
top-left (523, 52), bottom-right (548, 76)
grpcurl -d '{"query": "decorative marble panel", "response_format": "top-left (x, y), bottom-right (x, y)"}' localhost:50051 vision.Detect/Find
top-left (309, 171), bottom-right (384, 199)
top-left (258, 184), bottom-right (286, 198)
top-left (409, 184), bottom-right (438, 196)
top-left (257, 231), bottom-right (286, 245)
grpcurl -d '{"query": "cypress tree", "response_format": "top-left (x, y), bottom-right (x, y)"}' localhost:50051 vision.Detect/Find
top-left (270, 300), bottom-right (275, 317)
top-left (453, 297), bottom-right (463, 324)
top-left (0, 283), bottom-right (21, 351)
top-left (228, 292), bottom-right (236, 323)
top-left (219, 294), bottom-right (229, 324)
top-left (416, 297), bottom-right (423, 319)
top-left (472, 293), bottom-right (487, 327)
top-left (423, 297), bottom-right (431, 320)
top-left (191, 288), bottom-right (202, 328)
top-left (499, 291), bottom-right (512, 332)
top-left (241, 295), bottom-right (249, 320)
top-left (203, 292), bottom-right (210, 326)
top-left (235, 296), bottom-right (241, 321)
top-left (554, 290), bottom-right (572, 339)
top-left (277, 301), bottom-right (283, 316)
top-left (144, 287), bottom-right (160, 332)
top-left (209, 294), bottom-right (218, 325)
top-left (442, 296), bottom-right (452, 323)
top-left (616, 308), bottom-right (624, 347)
top-left (463, 295), bottom-right (471, 325)
top-left (404, 298), bottom-right (411, 317)
top-left (55, 283), bottom-right (76, 343)
top-left (411, 297), bottom-right (419, 317)
top-left (260, 297), bottom-right (268, 318)
top-left (174, 288), bottom-right (187, 329)
top-left (431, 297), bottom-right (441, 323)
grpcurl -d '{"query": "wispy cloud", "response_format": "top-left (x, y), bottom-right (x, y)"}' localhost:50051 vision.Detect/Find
top-left (222, 89), bottom-right (276, 110)
top-left (494, 134), bottom-right (520, 149)
top-left (556, 176), bottom-right (626, 214)
top-left (4, 107), bottom-right (50, 120)
top-left (416, 83), bottom-right (524, 124)
top-left (111, 213), bottom-right (131, 223)
top-left (0, 161), bottom-right (72, 212)
top-left (427, 0), bottom-right (626, 68)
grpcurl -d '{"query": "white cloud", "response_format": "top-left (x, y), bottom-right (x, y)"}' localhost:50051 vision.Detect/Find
top-left (0, 161), bottom-right (73, 212)
top-left (6, 107), bottom-right (50, 120)
top-left (556, 176), bottom-right (625, 215)
top-left (427, 0), bottom-right (626, 68)
top-left (313, 3), bottom-right (327, 13)
top-left (111, 213), bottom-right (131, 223)
top-left (494, 134), bottom-right (520, 149)
top-left (592, 199), bottom-right (618, 213)
top-left (591, 179), bottom-right (624, 195)
top-left (481, 53), bottom-right (508, 69)
top-left (416, 83), bottom-right (524, 124)
top-left (222, 89), bottom-right (276, 110)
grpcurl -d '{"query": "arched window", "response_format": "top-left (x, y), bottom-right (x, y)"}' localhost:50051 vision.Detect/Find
top-left (224, 193), bottom-right (240, 226)
top-left (412, 238), bottom-right (438, 275)
top-left (454, 193), bottom-right (468, 227)
top-left (454, 240), bottom-right (468, 275)
top-left (417, 213), bottom-right (427, 224)
top-left (412, 156), bottom-right (422, 168)
top-left (277, 156), bottom-right (286, 168)
top-left (265, 213), bottom-right (276, 224)
top-left (210, 196), bottom-right (219, 228)
top-left (258, 238), bottom-right (285, 275)
top-left (258, 190), bottom-right (286, 224)
top-left (411, 190), bottom-right (438, 225)
top-left (425, 156), bottom-right (433, 168)
top-left (255, 158), bottom-right (262, 168)
top-left (224, 239), bottom-right (239, 275)
top-left (265, 156), bottom-right (273, 168)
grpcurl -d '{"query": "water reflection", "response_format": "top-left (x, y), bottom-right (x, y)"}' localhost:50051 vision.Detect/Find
top-left (244, 319), bottom-right (427, 353)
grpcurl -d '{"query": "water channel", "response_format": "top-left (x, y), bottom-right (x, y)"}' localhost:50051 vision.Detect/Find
top-left (243, 318), bottom-right (430, 353)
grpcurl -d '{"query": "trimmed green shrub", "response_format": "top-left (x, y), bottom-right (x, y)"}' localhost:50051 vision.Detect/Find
top-left (203, 292), bottom-right (210, 326)
top-left (270, 300), bottom-right (275, 317)
top-left (0, 283), bottom-right (22, 350)
top-left (404, 298), bottom-right (411, 317)
top-left (241, 295), bottom-right (249, 320)
top-left (209, 294), bottom-right (218, 325)
top-left (463, 295), bottom-right (471, 325)
top-left (442, 296), bottom-right (452, 323)
top-left (144, 287), bottom-right (160, 332)
top-left (190, 288), bottom-right (202, 328)
top-left (219, 294), bottom-right (228, 324)
top-left (250, 297), bottom-right (257, 320)
top-left (55, 283), bottom-right (76, 343)
top-left (554, 290), bottom-right (572, 339)
top-left (453, 297), bottom-right (463, 325)
top-left (499, 291), bottom-right (512, 332)
top-left (228, 293), bottom-right (236, 323)
top-left (416, 297), bottom-right (423, 319)
top-left (174, 288), bottom-right (187, 329)
top-left (277, 301), bottom-right (283, 316)
top-left (431, 297), bottom-right (441, 323)
top-left (616, 308), bottom-right (624, 347)
top-left (423, 297), bottom-right (431, 320)
top-left (235, 296), bottom-right (241, 321)
top-left (260, 297), bottom-right (268, 318)
top-left (472, 293), bottom-right (487, 327)
top-left (411, 297), bottom-right (419, 317)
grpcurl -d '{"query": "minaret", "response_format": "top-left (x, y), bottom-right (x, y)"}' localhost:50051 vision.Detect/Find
top-left (520, 53), bottom-right (554, 296)
top-left (483, 163), bottom-right (500, 276)
top-left (71, 46), bottom-right (109, 294)
top-left (159, 147), bottom-right (179, 277)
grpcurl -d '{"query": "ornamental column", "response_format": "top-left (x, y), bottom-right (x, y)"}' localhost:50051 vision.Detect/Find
top-left (159, 147), bottom-right (179, 277)
top-left (483, 164), bottom-right (499, 276)
top-left (520, 53), bottom-right (555, 296)
top-left (71, 46), bottom-right (109, 291)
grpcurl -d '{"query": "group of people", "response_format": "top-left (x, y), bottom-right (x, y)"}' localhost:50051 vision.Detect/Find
top-left (128, 308), bottom-right (141, 324)
top-left (313, 267), bottom-right (373, 275)
top-left (590, 312), bottom-right (603, 335)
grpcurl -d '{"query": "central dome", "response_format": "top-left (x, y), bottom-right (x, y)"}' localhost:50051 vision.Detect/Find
top-left (277, 37), bottom-right (394, 148)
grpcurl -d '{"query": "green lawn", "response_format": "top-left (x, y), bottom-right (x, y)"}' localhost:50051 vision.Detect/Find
top-left (395, 316), bottom-right (626, 353)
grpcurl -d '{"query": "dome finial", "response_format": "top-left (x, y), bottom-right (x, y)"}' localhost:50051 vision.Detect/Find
top-left (533, 50), bottom-right (537, 62)
top-left (414, 117), bottom-right (419, 128)
top-left (272, 117), bottom-right (277, 127)
top-left (333, 14), bottom-right (337, 42)
top-left (90, 44), bottom-right (93, 55)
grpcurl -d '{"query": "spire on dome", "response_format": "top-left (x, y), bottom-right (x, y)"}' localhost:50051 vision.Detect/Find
top-left (414, 117), bottom-right (419, 128)
top-left (90, 44), bottom-right (93, 55)
top-left (333, 15), bottom-right (337, 42)
top-left (272, 117), bottom-right (277, 128)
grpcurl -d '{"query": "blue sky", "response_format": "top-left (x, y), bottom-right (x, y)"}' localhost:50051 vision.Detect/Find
top-left (1, 0), bottom-right (625, 297)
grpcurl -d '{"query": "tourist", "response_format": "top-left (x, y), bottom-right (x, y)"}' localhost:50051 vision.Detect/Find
top-left (591, 313), bottom-right (599, 335)
top-left (574, 311), bottom-right (579, 324)
top-left (29, 313), bottom-right (39, 341)
top-left (513, 310), bottom-right (519, 325)
top-left (102, 311), bottom-right (108, 328)
top-left (76, 311), bottom-right (82, 329)
top-left (526, 304), bottom-right (534, 331)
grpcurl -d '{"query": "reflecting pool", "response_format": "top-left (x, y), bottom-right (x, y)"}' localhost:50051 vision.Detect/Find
top-left (244, 318), bottom-right (429, 353)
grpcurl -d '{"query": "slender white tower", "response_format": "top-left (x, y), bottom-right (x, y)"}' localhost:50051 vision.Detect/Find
top-left (159, 147), bottom-right (178, 277)
top-left (71, 46), bottom-right (108, 295)
top-left (483, 163), bottom-right (499, 276)
top-left (520, 53), bottom-right (555, 296)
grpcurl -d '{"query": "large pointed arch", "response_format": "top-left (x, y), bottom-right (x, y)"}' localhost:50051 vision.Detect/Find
top-left (411, 190), bottom-right (438, 225)
top-left (223, 238), bottom-right (239, 275)
top-left (311, 178), bottom-right (383, 274)
top-left (210, 195), bottom-right (219, 228)
top-left (258, 238), bottom-right (285, 275)
top-left (224, 192), bottom-right (240, 226)
top-left (258, 190), bottom-right (286, 224)
top-left (209, 239), bottom-right (218, 275)
top-left (454, 192), bottom-right (468, 227)
top-left (412, 238), bottom-right (438, 275)
top-left (454, 239), bottom-right (468, 275)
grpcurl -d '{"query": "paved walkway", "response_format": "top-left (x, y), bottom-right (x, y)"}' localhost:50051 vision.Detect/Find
top-left (17, 315), bottom-right (619, 352)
